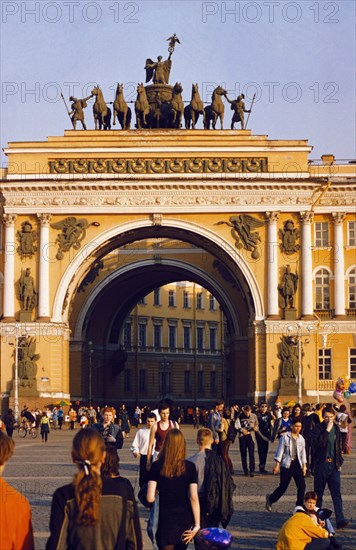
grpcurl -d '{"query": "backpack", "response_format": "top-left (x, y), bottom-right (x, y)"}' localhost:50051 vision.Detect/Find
top-left (227, 420), bottom-right (237, 442)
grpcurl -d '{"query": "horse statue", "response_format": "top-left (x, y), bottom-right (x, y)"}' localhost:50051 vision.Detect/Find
top-left (113, 83), bottom-right (132, 129)
top-left (135, 83), bottom-right (150, 129)
top-left (204, 86), bottom-right (227, 130)
top-left (170, 82), bottom-right (184, 128)
top-left (91, 86), bottom-right (111, 130)
top-left (184, 83), bottom-right (205, 129)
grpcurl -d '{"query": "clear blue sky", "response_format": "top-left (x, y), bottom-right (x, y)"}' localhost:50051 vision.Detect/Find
top-left (1, 0), bottom-right (355, 165)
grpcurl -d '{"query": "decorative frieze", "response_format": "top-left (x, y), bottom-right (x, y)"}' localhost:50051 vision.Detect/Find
top-left (48, 157), bottom-right (268, 175)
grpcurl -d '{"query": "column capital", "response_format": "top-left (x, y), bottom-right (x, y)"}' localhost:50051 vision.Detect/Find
top-left (37, 213), bottom-right (52, 226)
top-left (3, 214), bottom-right (17, 227)
top-left (265, 211), bottom-right (280, 223)
top-left (300, 212), bottom-right (314, 223)
top-left (332, 212), bottom-right (346, 225)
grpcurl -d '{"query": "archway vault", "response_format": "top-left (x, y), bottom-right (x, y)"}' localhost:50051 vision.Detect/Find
top-left (52, 217), bottom-right (265, 324)
top-left (73, 258), bottom-right (243, 342)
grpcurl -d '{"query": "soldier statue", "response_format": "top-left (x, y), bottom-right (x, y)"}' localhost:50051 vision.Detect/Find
top-left (69, 95), bottom-right (93, 130)
top-left (225, 94), bottom-right (251, 130)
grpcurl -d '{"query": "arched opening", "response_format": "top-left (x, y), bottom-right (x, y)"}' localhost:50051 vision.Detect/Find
top-left (61, 223), bottom-right (262, 406)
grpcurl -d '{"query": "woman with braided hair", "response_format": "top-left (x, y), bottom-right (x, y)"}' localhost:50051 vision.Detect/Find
top-left (46, 428), bottom-right (142, 549)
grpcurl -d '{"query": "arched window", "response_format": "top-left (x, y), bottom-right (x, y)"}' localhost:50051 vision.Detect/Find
top-left (315, 268), bottom-right (330, 310)
top-left (348, 268), bottom-right (356, 309)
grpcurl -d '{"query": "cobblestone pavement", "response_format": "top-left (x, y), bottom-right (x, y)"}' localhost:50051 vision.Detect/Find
top-left (4, 425), bottom-right (355, 549)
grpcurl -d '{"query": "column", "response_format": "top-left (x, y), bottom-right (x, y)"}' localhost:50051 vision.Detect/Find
top-left (300, 212), bottom-right (314, 319)
top-left (2, 214), bottom-right (17, 321)
top-left (265, 211), bottom-right (280, 318)
top-left (332, 212), bottom-right (346, 318)
top-left (37, 214), bottom-right (52, 320)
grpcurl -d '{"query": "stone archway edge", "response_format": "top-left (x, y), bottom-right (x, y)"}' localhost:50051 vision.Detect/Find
top-left (51, 218), bottom-right (264, 323)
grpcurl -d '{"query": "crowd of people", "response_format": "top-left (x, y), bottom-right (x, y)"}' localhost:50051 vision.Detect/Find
top-left (0, 398), bottom-right (353, 550)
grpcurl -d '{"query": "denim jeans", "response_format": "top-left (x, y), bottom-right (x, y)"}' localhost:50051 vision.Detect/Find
top-left (314, 461), bottom-right (344, 524)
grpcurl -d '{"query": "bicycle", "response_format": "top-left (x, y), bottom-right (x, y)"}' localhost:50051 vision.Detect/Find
top-left (18, 421), bottom-right (38, 439)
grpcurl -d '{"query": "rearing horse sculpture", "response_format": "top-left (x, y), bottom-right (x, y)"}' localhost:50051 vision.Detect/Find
top-left (170, 82), bottom-right (184, 129)
top-left (204, 86), bottom-right (227, 130)
top-left (113, 83), bottom-right (132, 129)
top-left (184, 83), bottom-right (205, 129)
top-left (135, 83), bottom-right (150, 129)
top-left (91, 86), bottom-right (111, 130)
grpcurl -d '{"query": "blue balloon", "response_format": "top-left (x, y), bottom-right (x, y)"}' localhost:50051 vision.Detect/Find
top-left (195, 527), bottom-right (233, 549)
top-left (348, 381), bottom-right (356, 394)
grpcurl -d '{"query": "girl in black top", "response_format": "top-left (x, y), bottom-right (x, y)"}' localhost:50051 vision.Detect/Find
top-left (147, 429), bottom-right (200, 550)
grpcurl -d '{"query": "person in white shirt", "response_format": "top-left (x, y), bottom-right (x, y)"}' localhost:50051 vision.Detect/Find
top-left (131, 412), bottom-right (156, 487)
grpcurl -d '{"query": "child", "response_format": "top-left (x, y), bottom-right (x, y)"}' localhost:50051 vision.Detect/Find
top-left (39, 412), bottom-right (50, 443)
top-left (295, 492), bottom-right (341, 549)
top-left (80, 414), bottom-right (88, 428)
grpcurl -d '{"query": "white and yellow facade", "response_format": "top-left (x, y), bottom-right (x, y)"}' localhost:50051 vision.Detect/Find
top-left (0, 129), bottom-right (355, 411)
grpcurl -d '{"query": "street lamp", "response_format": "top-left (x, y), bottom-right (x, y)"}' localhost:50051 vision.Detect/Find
top-left (5, 324), bottom-right (29, 422)
top-left (88, 341), bottom-right (93, 405)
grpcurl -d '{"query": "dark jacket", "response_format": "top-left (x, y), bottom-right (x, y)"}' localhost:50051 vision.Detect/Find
top-left (256, 411), bottom-right (274, 439)
top-left (310, 421), bottom-right (344, 470)
top-left (301, 412), bottom-right (320, 441)
top-left (93, 422), bottom-right (123, 450)
top-left (46, 476), bottom-right (142, 550)
top-left (201, 449), bottom-right (235, 528)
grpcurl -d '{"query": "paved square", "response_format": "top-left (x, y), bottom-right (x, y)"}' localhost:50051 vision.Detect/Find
top-left (4, 425), bottom-right (355, 549)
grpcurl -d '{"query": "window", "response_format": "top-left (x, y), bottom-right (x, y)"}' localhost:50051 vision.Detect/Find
top-left (183, 326), bottom-right (191, 352)
top-left (138, 323), bottom-right (147, 350)
top-left (315, 222), bottom-right (329, 247)
top-left (348, 221), bottom-right (356, 246)
top-left (348, 268), bottom-right (356, 308)
top-left (209, 294), bottom-right (216, 311)
top-left (184, 370), bottom-right (191, 393)
top-left (137, 296), bottom-right (146, 305)
top-left (197, 327), bottom-right (204, 351)
top-left (124, 322), bottom-right (132, 350)
top-left (124, 369), bottom-right (131, 392)
top-left (196, 292), bottom-right (204, 310)
top-left (168, 290), bottom-right (176, 307)
top-left (139, 369), bottom-right (146, 392)
top-left (210, 371), bottom-right (217, 393)
top-left (318, 349), bottom-right (332, 380)
top-left (349, 348), bottom-right (356, 379)
top-left (154, 324), bottom-right (162, 349)
top-left (315, 269), bottom-right (330, 309)
top-left (153, 288), bottom-right (161, 306)
top-left (183, 290), bottom-right (190, 309)
top-left (159, 371), bottom-right (171, 394)
top-left (209, 327), bottom-right (217, 352)
top-left (198, 371), bottom-right (204, 393)
top-left (168, 325), bottom-right (176, 349)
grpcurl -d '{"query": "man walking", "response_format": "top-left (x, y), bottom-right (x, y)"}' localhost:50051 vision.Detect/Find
top-left (266, 418), bottom-right (307, 511)
top-left (208, 399), bottom-right (224, 453)
top-left (131, 412), bottom-right (157, 488)
top-left (256, 402), bottom-right (273, 473)
top-left (311, 406), bottom-right (349, 529)
top-left (235, 405), bottom-right (258, 476)
top-left (146, 401), bottom-right (179, 469)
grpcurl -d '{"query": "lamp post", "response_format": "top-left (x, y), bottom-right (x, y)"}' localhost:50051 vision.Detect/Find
top-left (5, 324), bottom-right (29, 422)
top-left (88, 341), bottom-right (93, 405)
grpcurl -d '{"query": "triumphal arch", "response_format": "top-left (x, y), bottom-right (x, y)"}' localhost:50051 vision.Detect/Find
top-left (1, 41), bottom-right (355, 413)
